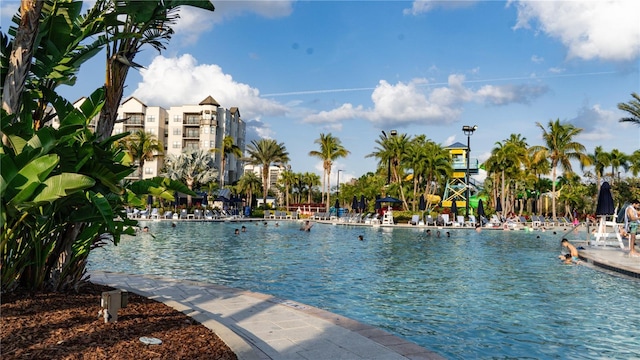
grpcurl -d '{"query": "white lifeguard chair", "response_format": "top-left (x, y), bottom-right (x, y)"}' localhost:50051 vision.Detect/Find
top-left (590, 215), bottom-right (624, 249)
top-left (381, 208), bottom-right (394, 225)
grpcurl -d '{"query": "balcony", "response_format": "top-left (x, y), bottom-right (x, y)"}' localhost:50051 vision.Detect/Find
top-left (183, 129), bottom-right (200, 139)
top-left (183, 114), bottom-right (200, 126)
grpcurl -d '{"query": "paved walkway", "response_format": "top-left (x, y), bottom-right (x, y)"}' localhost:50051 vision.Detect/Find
top-left (578, 246), bottom-right (640, 278)
top-left (89, 271), bottom-right (444, 360)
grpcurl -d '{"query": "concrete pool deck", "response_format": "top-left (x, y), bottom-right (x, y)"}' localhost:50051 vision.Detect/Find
top-left (89, 271), bottom-right (444, 360)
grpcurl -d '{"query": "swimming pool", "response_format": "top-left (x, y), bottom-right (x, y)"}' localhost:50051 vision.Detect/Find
top-left (88, 220), bottom-right (640, 359)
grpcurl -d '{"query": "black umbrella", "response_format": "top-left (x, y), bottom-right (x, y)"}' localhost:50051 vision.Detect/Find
top-left (374, 195), bottom-right (381, 210)
top-left (335, 198), bottom-right (340, 218)
top-left (596, 181), bottom-right (615, 215)
top-left (375, 196), bottom-right (402, 203)
top-left (351, 196), bottom-right (358, 211)
top-left (359, 195), bottom-right (366, 213)
top-left (451, 200), bottom-right (458, 217)
top-left (477, 199), bottom-right (485, 218)
top-left (531, 196), bottom-right (537, 214)
top-left (496, 197), bottom-right (503, 213)
top-left (418, 194), bottom-right (426, 211)
top-left (202, 193), bottom-right (208, 206)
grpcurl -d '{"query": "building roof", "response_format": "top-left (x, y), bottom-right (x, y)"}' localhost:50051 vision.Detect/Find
top-left (121, 96), bottom-right (147, 107)
top-left (445, 141), bottom-right (468, 150)
top-left (229, 107), bottom-right (240, 117)
top-left (199, 95), bottom-right (220, 106)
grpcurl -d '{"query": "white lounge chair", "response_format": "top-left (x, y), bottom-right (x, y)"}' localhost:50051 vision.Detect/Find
top-left (409, 214), bottom-right (420, 225)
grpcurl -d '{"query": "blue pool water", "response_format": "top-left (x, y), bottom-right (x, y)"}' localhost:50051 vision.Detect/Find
top-left (88, 220), bottom-right (640, 359)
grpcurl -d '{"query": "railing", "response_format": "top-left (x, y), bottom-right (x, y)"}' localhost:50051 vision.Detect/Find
top-left (451, 158), bottom-right (479, 171)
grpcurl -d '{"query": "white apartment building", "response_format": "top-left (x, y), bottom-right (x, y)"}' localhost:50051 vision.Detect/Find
top-left (113, 95), bottom-right (246, 184)
top-left (243, 164), bottom-right (285, 203)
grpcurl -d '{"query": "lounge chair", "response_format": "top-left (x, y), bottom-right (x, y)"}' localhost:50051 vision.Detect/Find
top-left (455, 215), bottom-right (466, 227)
top-left (409, 214), bottom-right (420, 225)
top-left (193, 209), bottom-right (203, 219)
top-left (425, 215), bottom-right (435, 226)
top-left (204, 210), bottom-right (214, 220)
top-left (163, 211), bottom-right (173, 219)
top-left (466, 215), bottom-right (477, 227)
top-left (179, 209), bottom-right (187, 219)
top-left (441, 214), bottom-right (453, 226)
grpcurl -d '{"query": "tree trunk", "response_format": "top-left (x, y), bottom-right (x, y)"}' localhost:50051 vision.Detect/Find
top-left (2, 0), bottom-right (44, 120)
top-left (96, 55), bottom-right (131, 141)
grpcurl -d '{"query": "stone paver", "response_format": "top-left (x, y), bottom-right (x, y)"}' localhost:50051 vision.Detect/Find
top-left (89, 271), bottom-right (444, 360)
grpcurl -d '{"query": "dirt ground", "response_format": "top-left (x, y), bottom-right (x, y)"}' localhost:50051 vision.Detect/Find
top-left (1, 283), bottom-right (237, 360)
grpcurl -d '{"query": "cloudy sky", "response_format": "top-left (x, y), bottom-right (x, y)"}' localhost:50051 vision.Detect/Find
top-left (3, 0), bottom-right (639, 185)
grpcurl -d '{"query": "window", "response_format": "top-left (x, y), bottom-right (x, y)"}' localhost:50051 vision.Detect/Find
top-left (173, 115), bottom-right (182, 123)
top-left (210, 141), bottom-right (216, 148)
top-left (147, 115), bottom-right (155, 122)
top-left (172, 141), bottom-right (180, 149)
top-left (148, 128), bottom-right (156, 135)
top-left (173, 128), bottom-right (181, 135)
top-left (145, 167), bottom-right (153, 174)
top-left (203, 126), bottom-right (209, 134)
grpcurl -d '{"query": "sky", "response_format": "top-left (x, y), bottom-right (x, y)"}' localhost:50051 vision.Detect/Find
top-left (2, 0), bottom-right (640, 186)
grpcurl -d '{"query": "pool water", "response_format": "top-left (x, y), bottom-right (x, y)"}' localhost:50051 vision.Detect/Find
top-left (88, 221), bottom-right (640, 359)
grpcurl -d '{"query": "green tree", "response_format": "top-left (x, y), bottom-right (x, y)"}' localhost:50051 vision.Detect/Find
top-left (278, 167), bottom-right (297, 209)
top-left (609, 149), bottom-right (629, 184)
top-left (301, 172), bottom-right (321, 204)
top-left (245, 139), bottom-right (290, 207)
top-left (120, 130), bottom-right (163, 180)
top-left (531, 119), bottom-right (591, 220)
top-left (618, 92), bottom-right (640, 126)
top-left (94, 0), bottom-right (215, 140)
top-left (236, 171), bottom-right (262, 208)
top-left (308, 133), bottom-right (350, 211)
top-left (211, 135), bottom-right (243, 188)
top-left (163, 150), bottom-right (218, 206)
top-left (588, 146), bottom-right (610, 192)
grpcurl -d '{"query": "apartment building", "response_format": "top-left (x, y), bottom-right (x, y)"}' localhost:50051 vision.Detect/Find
top-left (243, 164), bottom-right (285, 204)
top-left (113, 95), bottom-right (246, 184)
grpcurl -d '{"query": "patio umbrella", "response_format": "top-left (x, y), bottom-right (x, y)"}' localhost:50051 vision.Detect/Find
top-left (359, 195), bottom-right (367, 213)
top-left (202, 193), bottom-right (208, 207)
top-left (496, 197), bottom-right (502, 213)
top-left (595, 181), bottom-right (615, 216)
top-left (335, 198), bottom-right (340, 217)
top-left (477, 199), bottom-right (485, 218)
top-left (374, 195), bottom-right (381, 210)
top-left (375, 196), bottom-right (402, 203)
top-left (531, 196), bottom-right (537, 214)
top-left (450, 200), bottom-right (458, 218)
top-left (418, 194), bottom-right (426, 211)
top-left (351, 196), bottom-right (359, 211)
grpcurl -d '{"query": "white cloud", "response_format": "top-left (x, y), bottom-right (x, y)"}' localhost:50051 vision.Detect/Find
top-left (404, 0), bottom-right (478, 16)
top-left (302, 74), bottom-right (547, 128)
top-left (571, 103), bottom-right (617, 142)
top-left (513, 0), bottom-right (640, 61)
top-left (173, 1), bottom-right (294, 45)
top-left (531, 55), bottom-right (544, 63)
top-left (132, 54), bottom-right (289, 121)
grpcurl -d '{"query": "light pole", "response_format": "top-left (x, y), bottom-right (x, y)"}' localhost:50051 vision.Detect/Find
top-left (381, 130), bottom-right (397, 185)
top-left (462, 125), bottom-right (477, 218)
top-left (337, 169), bottom-right (343, 218)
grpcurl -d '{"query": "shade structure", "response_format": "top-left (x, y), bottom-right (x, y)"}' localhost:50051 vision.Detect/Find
top-left (595, 181), bottom-right (615, 216)
top-left (477, 199), bottom-right (485, 218)
top-left (375, 196), bottom-right (402, 203)
top-left (418, 194), bottom-right (426, 211)
top-left (496, 197), bottom-right (503, 213)
top-left (359, 195), bottom-right (367, 212)
top-left (450, 200), bottom-right (458, 217)
top-left (351, 196), bottom-right (358, 211)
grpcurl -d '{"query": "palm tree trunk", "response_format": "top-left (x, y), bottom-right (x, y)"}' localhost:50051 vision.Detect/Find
top-left (551, 166), bottom-right (557, 220)
top-left (262, 166), bottom-right (269, 208)
top-left (326, 168), bottom-right (331, 212)
top-left (220, 153), bottom-right (226, 188)
top-left (2, 0), bottom-right (44, 121)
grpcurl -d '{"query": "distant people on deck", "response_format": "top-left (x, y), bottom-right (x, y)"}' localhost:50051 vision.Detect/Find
top-left (625, 199), bottom-right (640, 257)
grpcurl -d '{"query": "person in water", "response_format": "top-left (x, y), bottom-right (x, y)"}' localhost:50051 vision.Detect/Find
top-left (561, 238), bottom-right (580, 263)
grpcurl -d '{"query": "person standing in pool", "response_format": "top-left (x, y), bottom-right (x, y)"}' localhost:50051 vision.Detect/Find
top-left (624, 199), bottom-right (640, 256)
top-left (561, 238), bottom-right (580, 263)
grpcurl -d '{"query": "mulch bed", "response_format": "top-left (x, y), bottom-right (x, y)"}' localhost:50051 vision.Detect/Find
top-left (1, 283), bottom-right (237, 360)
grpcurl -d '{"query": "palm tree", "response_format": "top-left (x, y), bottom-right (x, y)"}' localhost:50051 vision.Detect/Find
top-left (308, 133), bottom-right (350, 211)
top-left (367, 132), bottom-right (410, 206)
top-left (421, 140), bottom-right (452, 211)
top-left (245, 139), bottom-right (290, 207)
top-left (211, 135), bottom-right (243, 188)
top-left (531, 119), bottom-right (591, 220)
top-left (609, 149), bottom-right (629, 184)
top-left (236, 171), bottom-right (262, 208)
top-left (618, 92), bottom-right (640, 126)
top-left (95, 0), bottom-right (215, 140)
top-left (278, 167), bottom-right (297, 210)
top-left (121, 130), bottom-right (163, 180)
top-left (301, 172), bottom-right (321, 204)
top-left (629, 150), bottom-right (640, 177)
top-left (163, 150), bottom-right (218, 206)
top-left (588, 146), bottom-right (610, 192)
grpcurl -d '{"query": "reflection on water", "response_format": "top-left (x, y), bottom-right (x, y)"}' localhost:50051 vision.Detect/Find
top-left (88, 221), bottom-right (640, 359)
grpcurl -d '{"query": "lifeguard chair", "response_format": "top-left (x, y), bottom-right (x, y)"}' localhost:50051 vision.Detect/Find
top-left (442, 142), bottom-right (478, 214)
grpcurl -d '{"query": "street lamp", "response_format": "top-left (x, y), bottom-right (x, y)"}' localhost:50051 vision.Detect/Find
top-left (462, 125), bottom-right (478, 218)
top-left (337, 169), bottom-right (343, 218)
top-left (381, 130), bottom-right (397, 185)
